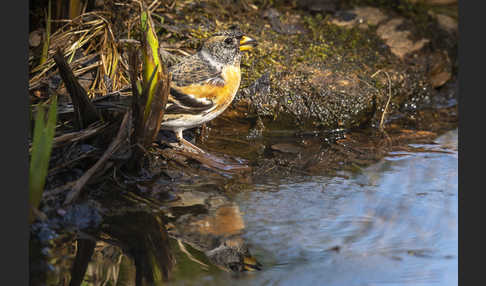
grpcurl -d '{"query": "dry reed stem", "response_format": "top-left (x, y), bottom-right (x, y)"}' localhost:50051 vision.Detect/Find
top-left (371, 70), bottom-right (393, 132)
top-left (30, 10), bottom-right (131, 97)
top-left (64, 111), bottom-right (131, 205)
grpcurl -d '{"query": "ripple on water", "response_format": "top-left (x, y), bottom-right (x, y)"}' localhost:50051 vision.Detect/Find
top-left (232, 129), bottom-right (458, 286)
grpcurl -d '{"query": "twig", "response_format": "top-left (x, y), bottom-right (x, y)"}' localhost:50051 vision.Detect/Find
top-left (47, 150), bottom-right (94, 177)
top-left (43, 181), bottom-right (76, 197)
top-left (177, 240), bottom-right (209, 270)
top-left (64, 111), bottom-right (131, 205)
top-left (52, 122), bottom-right (108, 150)
top-left (371, 70), bottom-right (393, 132)
top-left (148, 0), bottom-right (160, 11)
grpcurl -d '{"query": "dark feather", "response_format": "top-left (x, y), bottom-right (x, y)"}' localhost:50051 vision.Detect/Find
top-left (164, 104), bottom-right (208, 115)
top-left (169, 54), bottom-right (223, 87)
top-left (165, 88), bottom-right (214, 115)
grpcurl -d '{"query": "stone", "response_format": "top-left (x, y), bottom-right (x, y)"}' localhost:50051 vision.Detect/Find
top-left (332, 7), bottom-right (387, 28)
top-left (29, 29), bottom-right (43, 47)
top-left (296, 0), bottom-right (339, 13)
top-left (376, 18), bottom-right (430, 59)
top-left (430, 12), bottom-right (458, 34)
top-left (427, 51), bottom-right (452, 88)
top-left (271, 143), bottom-right (303, 154)
top-left (409, 0), bottom-right (457, 5)
top-left (429, 71), bottom-right (451, 88)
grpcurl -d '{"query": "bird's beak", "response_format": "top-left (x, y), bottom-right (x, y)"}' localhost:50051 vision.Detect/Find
top-left (243, 256), bottom-right (262, 271)
top-left (240, 36), bottom-right (258, 52)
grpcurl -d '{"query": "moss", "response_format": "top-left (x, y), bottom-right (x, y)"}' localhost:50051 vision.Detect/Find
top-left (149, 1), bottom-right (454, 131)
top-left (188, 28), bottom-right (212, 40)
top-left (155, 1), bottom-right (395, 90)
top-left (345, 0), bottom-right (453, 41)
top-left (248, 14), bottom-right (374, 76)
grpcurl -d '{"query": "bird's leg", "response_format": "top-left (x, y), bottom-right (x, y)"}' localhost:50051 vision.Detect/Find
top-left (173, 129), bottom-right (206, 154)
top-left (197, 123), bottom-right (208, 144)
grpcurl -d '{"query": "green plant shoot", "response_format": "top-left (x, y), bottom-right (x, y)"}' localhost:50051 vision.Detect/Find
top-left (140, 9), bottom-right (163, 122)
top-left (29, 96), bottom-right (58, 223)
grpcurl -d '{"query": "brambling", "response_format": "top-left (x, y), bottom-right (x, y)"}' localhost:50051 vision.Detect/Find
top-left (161, 29), bottom-right (257, 153)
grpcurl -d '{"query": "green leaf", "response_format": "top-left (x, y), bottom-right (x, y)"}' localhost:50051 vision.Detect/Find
top-left (141, 9), bottom-right (163, 122)
top-left (29, 96), bottom-right (58, 222)
top-left (39, 0), bottom-right (51, 66)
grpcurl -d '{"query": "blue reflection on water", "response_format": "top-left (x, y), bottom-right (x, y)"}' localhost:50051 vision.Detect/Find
top-left (170, 129), bottom-right (458, 286)
top-left (233, 129), bottom-right (458, 286)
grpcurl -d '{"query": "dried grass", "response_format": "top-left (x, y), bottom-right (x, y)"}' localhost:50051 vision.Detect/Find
top-left (29, 10), bottom-right (130, 97)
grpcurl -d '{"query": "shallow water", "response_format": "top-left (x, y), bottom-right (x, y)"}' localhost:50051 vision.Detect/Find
top-left (173, 129), bottom-right (458, 285)
top-left (37, 129), bottom-right (458, 285)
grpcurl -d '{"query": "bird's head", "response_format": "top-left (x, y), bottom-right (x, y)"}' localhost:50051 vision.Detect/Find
top-left (200, 28), bottom-right (257, 66)
top-left (205, 237), bottom-right (262, 272)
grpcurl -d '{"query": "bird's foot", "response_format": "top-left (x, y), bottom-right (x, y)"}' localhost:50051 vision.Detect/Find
top-left (166, 142), bottom-right (250, 174)
top-left (169, 138), bottom-right (206, 154)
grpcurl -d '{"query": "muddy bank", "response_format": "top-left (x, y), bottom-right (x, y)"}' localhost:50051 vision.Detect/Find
top-left (211, 2), bottom-right (458, 131)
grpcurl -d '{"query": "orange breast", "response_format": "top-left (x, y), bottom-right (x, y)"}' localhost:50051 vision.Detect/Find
top-left (173, 65), bottom-right (241, 108)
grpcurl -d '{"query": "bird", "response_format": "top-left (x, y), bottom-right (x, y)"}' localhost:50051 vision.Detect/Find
top-left (160, 29), bottom-right (257, 153)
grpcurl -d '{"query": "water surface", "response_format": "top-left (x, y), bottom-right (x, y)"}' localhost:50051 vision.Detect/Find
top-left (174, 129), bottom-right (458, 285)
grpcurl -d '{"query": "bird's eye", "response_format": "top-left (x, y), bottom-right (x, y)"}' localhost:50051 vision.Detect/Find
top-left (224, 37), bottom-right (232, 45)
